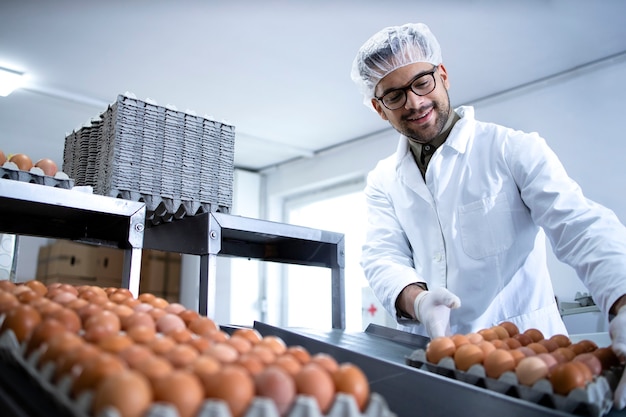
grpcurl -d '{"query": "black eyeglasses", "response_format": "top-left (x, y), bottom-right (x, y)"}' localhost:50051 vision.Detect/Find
top-left (375, 66), bottom-right (439, 110)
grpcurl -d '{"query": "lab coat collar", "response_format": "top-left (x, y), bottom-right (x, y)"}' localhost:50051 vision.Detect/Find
top-left (394, 105), bottom-right (474, 170)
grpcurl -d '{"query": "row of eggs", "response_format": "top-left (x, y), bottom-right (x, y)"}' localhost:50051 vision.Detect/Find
top-left (0, 280), bottom-right (371, 417)
top-left (0, 149), bottom-right (59, 177)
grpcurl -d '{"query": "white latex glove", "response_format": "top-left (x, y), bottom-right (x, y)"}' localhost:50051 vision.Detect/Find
top-left (609, 305), bottom-right (626, 409)
top-left (413, 287), bottom-right (461, 339)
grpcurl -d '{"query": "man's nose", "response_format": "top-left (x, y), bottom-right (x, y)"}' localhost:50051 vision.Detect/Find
top-left (404, 89), bottom-right (425, 109)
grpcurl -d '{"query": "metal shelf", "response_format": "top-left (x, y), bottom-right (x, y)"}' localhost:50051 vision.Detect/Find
top-left (143, 211), bottom-right (346, 329)
top-left (0, 178), bottom-right (145, 295)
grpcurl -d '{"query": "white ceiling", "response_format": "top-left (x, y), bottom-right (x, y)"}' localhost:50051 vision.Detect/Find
top-left (1, 0), bottom-right (626, 173)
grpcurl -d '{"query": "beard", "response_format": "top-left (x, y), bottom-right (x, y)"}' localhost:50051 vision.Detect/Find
top-left (393, 91), bottom-right (451, 144)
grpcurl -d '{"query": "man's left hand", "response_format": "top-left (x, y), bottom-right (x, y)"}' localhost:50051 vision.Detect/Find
top-left (609, 305), bottom-right (626, 409)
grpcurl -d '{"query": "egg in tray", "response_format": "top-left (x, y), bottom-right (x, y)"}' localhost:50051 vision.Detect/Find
top-left (405, 322), bottom-right (623, 417)
top-left (0, 280), bottom-right (395, 417)
top-left (0, 150), bottom-right (73, 189)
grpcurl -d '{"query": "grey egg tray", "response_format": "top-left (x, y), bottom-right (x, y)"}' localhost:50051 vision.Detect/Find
top-left (0, 165), bottom-right (74, 189)
top-left (62, 94), bottom-right (235, 224)
top-left (0, 325), bottom-right (395, 417)
top-left (406, 348), bottom-right (617, 417)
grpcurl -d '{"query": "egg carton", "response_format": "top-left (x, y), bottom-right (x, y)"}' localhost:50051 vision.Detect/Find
top-left (406, 348), bottom-right (617, 417)
top-left (0, 164), bottom-right (74, 189)
top-left (63, 94), bottom-right (235, 225)
top-left (0, 327), bottom-right (395, 417)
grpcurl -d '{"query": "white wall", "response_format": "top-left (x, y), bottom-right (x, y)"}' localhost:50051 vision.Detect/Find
top-left (262, 58), bottom-right (626, 333)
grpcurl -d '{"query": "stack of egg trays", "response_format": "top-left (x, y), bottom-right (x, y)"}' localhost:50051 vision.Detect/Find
top-left (0, 326), bottom-right (396, 417)
top-left (0, 166), bottom-right (74, 189)
top-left (65, 94), bottom-right (236, 225)
top-left (406, 349), bottom-right (616, 417)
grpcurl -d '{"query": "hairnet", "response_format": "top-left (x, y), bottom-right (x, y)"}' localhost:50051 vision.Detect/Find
top-left (351, 23), bottom-right (443, 108)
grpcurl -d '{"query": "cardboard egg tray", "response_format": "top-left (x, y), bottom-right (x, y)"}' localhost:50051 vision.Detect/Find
top-left (0, 165), bottom-right (74, 189)
top-left (63, 94), bottom-right (235, 225)
top-left (406, 348), bottom-right (619, 417)
top-left (0, 326), bottom-right (395, 417)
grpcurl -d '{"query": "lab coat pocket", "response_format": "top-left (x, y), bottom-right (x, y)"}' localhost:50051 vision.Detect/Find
top-left (459, 193), bottom-right (515, 259)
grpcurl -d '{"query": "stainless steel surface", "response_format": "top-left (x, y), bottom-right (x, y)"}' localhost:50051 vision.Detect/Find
top-left (250, 322), bottom-right (626, 417)
top-left (144, 212), bottom-right (346, 328)
top-left (0, 179), bottom-right (145, 295)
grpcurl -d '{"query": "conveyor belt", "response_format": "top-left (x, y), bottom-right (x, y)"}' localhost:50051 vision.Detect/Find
top-left (251, 322), bottom-right (626, 417)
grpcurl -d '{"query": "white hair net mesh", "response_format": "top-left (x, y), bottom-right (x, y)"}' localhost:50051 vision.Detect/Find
top-left (351, 23), bottom-right (442, 107)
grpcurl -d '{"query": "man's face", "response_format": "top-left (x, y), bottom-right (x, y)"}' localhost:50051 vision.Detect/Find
top-left (371, 62), bottom-right (451, 144)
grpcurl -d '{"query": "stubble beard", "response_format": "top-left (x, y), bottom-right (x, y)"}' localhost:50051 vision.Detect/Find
top-left (395, 93), bottom-right (451, 144)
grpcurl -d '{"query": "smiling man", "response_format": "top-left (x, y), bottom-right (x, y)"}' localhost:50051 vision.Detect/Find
top-left (351, 22), bottom-right (626, 408)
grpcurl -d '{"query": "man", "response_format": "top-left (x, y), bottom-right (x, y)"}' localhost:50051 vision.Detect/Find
top-left (351, 23), bottom-right (626, 407)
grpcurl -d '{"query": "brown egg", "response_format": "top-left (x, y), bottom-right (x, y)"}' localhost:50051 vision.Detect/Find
top-left (37, 331), bottom-right (84, 368)
top-left (98, 333), bottom-right (135, 355)
top-left (426, 336), bottom-right (456, 364)
top-left (516, 356), bottom-right (549, 386)
top-left (526, 342), bottom-right (549, 355)
top-left (44, 307), bottom-right (82, 333)
top-left (0, 290), bottom-right (19, 315)
top-left (294, 362), bottom-right (336, 414)
top-left (147, 335), bottom-right (176, 355)
top-left (477, 340), bottom-right (496, 357)
top-left (275, 354), bottom-right (303, 376)
top-left (498, 321), bottom-right (520, 337)
top-left (163, 343), bottom-right (199, 368)
top-left (478, 328), bottom-right (498, 341)
top-left (509, 348), bottom-right (526, 366)
top-left (333, 363), bottom-right (370, 412)
top-left (166, 327), bottom-right (194, 344)
top-left (118, 344), bottom-right (154, 368)
top-left (200, 364), bottom-right (255, 417)
top-left (453, 343), bottom-right (485, 371)
top-left (249, 344), bottom-right (277, 365)
top-left (178, 309), bottom-right (200, 326)
top-left (523, 328), bottom-right (544, 343)
top-left (536, 353), bottom-right (558, 372)
top-left (490, 326), bottom-right (509, 340)
top-left (259, 335), bottom-right (288, 356)
top-left (484, 349), bottom-right (516, 379)
top-left (504, 337), bottom-right (522, 350)
top-left (570, 339), bottom-right (598, 355)
top-left (0, 149), bottom-right (6, 165)
top-left (186, 335), bottom-right (212, 353)
top-left (205, 342), bottom-right (239, 364)
top-left (237, 352), bottom-right (266, 376)
top-left (1, 303), bottom-right (42, 343)
top-left (310, 352), bottom-right (339, 373)
top-left (133, 355), bottom-right (173, 382)
top-left (188, 316), bottom-right (219, 337)
top-left (466, 332), bottom-right (484, 344)
top-left (92, 369), bottom-right (153, 417)
top-left (164, 302), bottom-right (186, 314)
top-left (189, 354), bottom-right (222, 379)
top-left (516, 346), bottom-right (537, 358)
top-left (122, 311), bottom-right (156, 331)
top-left (573, 353), bottom-right (603, 377)
top-left (549, 334), bottom-right (571, 348)
top-left (491, 339), bottom-right (509, 350)
top-left (255, 365), bottom-right (297, 416)
top-left (231, 327), bottom-right (263, 345)
top-left (538, 338), bottom-right (559, 353)
top-left (25, 318), bottom-right (67, 356)
top-left (226, 334), bottom-right (253, 354)
top-left (593, 347), bottom-right (621, 370)
top-left (450, 334), bottom-right (470, 348)
top-left (54, 342), bottom-right (101, 382)
top-left (24, 280), bottom-right (48, 296)
top-left (286, 345), bottom-right (311, 364)
top-left (513, 333), bottom-right (533, 346)
top-left (148, 296), bottom-right (169, 309)
top-left (34, 158), bottom-right (58, 177)
top-left (72, 353), bottom-right (126, 397)
top-left (8, 153), bottom-right (33, 171)
top-left (152, 370), bottom-right (204, 417)
top-left (550, 362), bottom-right (587, 395)
top-left (126, 325), bottom-right (157, 344)
top-left (84, 310), bottom-right (121, 338)
top-left (552, 347), bottom-right (576, 362)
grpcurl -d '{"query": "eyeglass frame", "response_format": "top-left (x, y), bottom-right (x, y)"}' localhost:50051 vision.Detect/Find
top-left (374, 65), bottom-right (439, 110)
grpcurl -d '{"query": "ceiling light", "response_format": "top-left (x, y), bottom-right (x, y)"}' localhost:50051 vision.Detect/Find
top-left (0, 67), bottom-right (25, 97)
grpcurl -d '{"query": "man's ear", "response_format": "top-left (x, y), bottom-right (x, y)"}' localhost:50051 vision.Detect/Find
top-left (371, 98), bottom-right (389, 121)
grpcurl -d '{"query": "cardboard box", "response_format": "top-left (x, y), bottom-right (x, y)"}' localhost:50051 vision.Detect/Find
top-left (140, 250), bottom-right (182, 297)
top-left (36, 242), bottom-right (182, 301)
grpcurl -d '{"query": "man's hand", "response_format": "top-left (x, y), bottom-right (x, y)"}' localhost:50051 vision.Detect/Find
top-left (413, 287), bottom-right (461, 338)
top-left (610, 305), bottom-right (626, 409)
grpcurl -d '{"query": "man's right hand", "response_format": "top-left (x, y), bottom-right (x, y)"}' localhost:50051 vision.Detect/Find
top-left (413, 287), bottom-right (461, 338)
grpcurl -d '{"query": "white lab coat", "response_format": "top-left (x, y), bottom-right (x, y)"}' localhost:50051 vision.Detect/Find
top-left (361, 106), bottom-right (626, 337)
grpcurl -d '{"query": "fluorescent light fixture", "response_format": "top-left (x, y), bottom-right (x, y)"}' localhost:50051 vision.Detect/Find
top-left (0, 67), bottom-right (25, 97)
